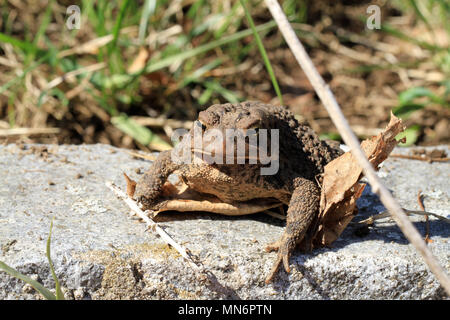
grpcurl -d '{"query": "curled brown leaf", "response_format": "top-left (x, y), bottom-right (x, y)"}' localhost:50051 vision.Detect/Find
top-left (306, 113), bottom-right (405, 248)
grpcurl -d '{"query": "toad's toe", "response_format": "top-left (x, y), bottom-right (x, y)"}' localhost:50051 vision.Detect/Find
top-left (265, 253), bottom-right (283, 284)
top-left (265, 240), bottom-right (280, 253)
top-left (265, 240), bottom-right (292, 283)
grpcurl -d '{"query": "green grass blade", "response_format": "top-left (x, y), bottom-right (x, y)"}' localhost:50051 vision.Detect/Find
top-left (46, 219), bottom-right (64, 300)
top-left (203, 80), bottom-right (241, 103)
top-left (0, 261), bottom-right (56, 300)
top-left (393, 103), bottom-right (424, 119)
top-left (240, 0), bottom-right (283, 105)
top-left (7, 93), bottom-right (16, 127)
top-left (191, 14), bottom-right (225, 37)
top-left (398, 87), bottom-right (446, 107)
top-left (27, 0), bottom-right (54, 63)
top-left (398, 87), bottom-right (435, 105)
top-left (138, 0), bottom-right (157, 43)
top-left (144, 20), bottom-right (277, 74)
top-left (407, 0), bottom-right (435, 39)
top-left (214, 0), bottom-right (241, 38)
top-left (380, 24), bottom-right (441, 52)
top-left (187, 0), bottom-right (205, 20)
top-left (0, 33), bottom-right (39, 53)
top-left (198, 87), bottom-right (214, 105)
top-left (108, 0), bottom-right (131, 73)
top-left (396, 125), bottom-right (421, 147)
top-left (434, 0), bottom-right (450, 34)
top-left (81, 0), bottom-right (94, 22)
top-left (111, 114), bottom-right (172, 151)
top-left (108, 0), bottom-right (130, 54)
top-left (179, 58), bottom-right (223, 88)
top-left (0, 52), bottom-right (52, 95)
top-left (94, 0), bottom-right (108, 36)
top-left (85, 87), bottom-right (118, 116)
top-left (38, 88), bottom-right (69, 108)
top-left (106, 20), bottom-right (277, 89)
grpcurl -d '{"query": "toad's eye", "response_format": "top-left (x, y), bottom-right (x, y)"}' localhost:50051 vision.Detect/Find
top-left (247, 126), bottom-right (259, 135)
top-left (194, 120), bottom-right (207, 131)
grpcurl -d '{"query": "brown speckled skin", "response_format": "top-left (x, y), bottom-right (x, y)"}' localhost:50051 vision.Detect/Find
top-left (135, 101), bottom-right (342, 283)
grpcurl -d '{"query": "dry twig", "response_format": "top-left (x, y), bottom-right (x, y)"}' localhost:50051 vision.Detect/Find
top-left (106, 182), bottom-right (239, 299)
top-left (355, 209), bottom-right (450, 225)
top-left (0, 127), bottom-right (61, 136)
top-left (131, 116), bottom-right (193, 130)
top-left (106, 181), bottom-right (238, 297)
top-left (417, 191), bottom-right (433, 243)
top-left (264, 0), bottom-right (450, 294)
top-left (126, 150), bottom-right (157, 161)
top-left (105, 181), bottom-right (208, 280)
top-left (390, 154), bottom-right (450, 163)
top-left (45, 62), bottom-right (106, 90)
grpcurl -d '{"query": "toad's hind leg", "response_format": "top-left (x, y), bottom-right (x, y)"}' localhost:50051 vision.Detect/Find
top-left (265, 178), bottom-right (319, 283)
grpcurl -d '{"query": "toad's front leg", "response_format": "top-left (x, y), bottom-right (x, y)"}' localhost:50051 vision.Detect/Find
top-left (265, 177), bottom-right (319, 283)
top-left (134, 150), bottom-right (181, 209)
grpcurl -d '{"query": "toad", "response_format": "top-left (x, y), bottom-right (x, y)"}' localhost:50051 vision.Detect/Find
top-left (134, 101), bottom-right (343, 283)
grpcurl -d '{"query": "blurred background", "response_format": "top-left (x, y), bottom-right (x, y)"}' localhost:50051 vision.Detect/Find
top-left (0, 0), bottom-right (448, 152)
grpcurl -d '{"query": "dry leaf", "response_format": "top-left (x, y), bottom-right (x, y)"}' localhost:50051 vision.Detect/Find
top-left (123, 172), bottom-right (137, 198)
top-left (306, 112), bottom-right (405, 248)
top-left (127, 47), bottom-right (150, 74)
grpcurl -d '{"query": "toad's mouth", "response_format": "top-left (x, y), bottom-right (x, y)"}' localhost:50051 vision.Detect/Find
top-left (190, 147), bottom-right (261, 162)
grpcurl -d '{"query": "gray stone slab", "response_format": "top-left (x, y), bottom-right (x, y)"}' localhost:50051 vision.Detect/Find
top-left (0, 143), bottom-right (448, 299)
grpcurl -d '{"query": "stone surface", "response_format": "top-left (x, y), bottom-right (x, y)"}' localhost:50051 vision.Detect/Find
top-left (0, 143), bottom-right (448, 300)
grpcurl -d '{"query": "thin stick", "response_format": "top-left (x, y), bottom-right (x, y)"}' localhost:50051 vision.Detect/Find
top-left (131, 116), bottom-right (193, 129)
top-left (0, 127), bottom-right (60, 136)
top-left (105, 181), bottom-right (208, 281)
top-left (57, 26), bottom-right (137, 58)
top-left (126, 150), bottom-right (157, 161)
top-left (106, 182), bottom-right (238, 297)
top-left (418, 191), bottom-right (432, 243)
top-left (355, 209), bottom-right (450, 225)
top-left (264, 0), bottom-right (450, 295)
top-left (45, 62), bottom-right (106, 90)
top-left (390, 154), bottom-right (449, 163)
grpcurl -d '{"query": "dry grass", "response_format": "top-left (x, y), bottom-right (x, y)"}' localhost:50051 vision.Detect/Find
top-left (0, 0), bottom-right (448, 149)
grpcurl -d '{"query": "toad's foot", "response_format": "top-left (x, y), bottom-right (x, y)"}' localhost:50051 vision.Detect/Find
top-left (265, 178), bottom-right (319, 284)
top-left (264, 233), bottom-right (295, 284)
